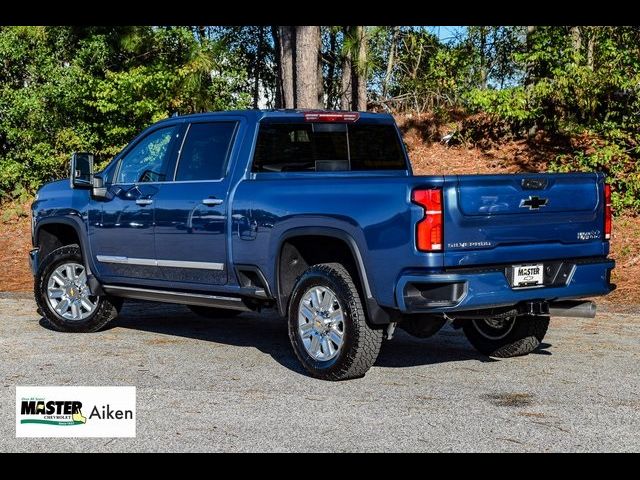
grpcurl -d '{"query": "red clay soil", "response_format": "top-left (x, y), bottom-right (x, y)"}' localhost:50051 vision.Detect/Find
top-left (1, 112), bottom-right (638, 303)
top-left (0, 215), bottom-right (33, 292)
top-left (397, 112), bottom-right (583, 176)
top-left (602, 215), bottom-right (640, 308)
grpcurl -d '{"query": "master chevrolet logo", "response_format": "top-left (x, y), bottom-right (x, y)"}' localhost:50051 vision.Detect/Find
top-left (20, 400), bottom-right (87, 426)
top-left (16, 386), bottom-right (136, 438)
top-left (520, 195), bottom-right (548, 210)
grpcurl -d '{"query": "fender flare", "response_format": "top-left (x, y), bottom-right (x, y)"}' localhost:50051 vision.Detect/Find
top-left (274, 226), bottom-right (393, 325)
top-left (34, 215), bottom-right (103, 294)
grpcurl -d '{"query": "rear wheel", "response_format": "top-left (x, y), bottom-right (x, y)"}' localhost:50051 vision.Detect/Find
top-left (462, 314), bottom-right (549, 358)
top-left (288, 263), bottom-right (383, 381)
top-left (187, 305), bottom-right (243, 319)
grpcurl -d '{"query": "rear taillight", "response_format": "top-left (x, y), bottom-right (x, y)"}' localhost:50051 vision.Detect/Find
top-left (412, 188), bottom-right (443, 252)
top-left (604, 184), bottom-right (612, 240)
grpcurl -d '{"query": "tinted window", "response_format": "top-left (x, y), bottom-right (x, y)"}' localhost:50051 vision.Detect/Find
top-left (175, 122), bottom-right (237, 181)
top-left (348, 124), bottom-right (407, 171)
top-left (252, 122), bottom-right (406, 172)
top-left (116, 126), bottom-right (178, 184)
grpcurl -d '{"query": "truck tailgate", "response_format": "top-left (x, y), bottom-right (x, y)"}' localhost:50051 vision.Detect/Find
top-left (442, 173), bottom-right (608, 267)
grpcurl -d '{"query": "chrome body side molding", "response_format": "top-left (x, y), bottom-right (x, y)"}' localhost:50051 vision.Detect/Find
top-left (96, 255), bottom-right (224, 271)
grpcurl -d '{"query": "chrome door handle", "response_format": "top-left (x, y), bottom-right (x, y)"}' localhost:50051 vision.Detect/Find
top-left (135, 199), bottom-right (153, 206)
top-left (202, 198), bottom-right (223, 206)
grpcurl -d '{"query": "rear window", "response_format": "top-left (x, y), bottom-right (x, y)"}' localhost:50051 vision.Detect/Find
top-left (252, 122), bottom-right (407, 172)
top-left (175, 122), bottom-right (237, 181)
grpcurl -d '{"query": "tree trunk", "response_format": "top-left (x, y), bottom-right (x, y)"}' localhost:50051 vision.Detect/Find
top-left (571, 26), bottom-right (582, 58)
top-left (197, 26), bottom-right (207, 43)
top-left (525, 25), bottom-right (537, 87)
top-left (295, 26), bottom-right (322, 109)
top-left (587, 30), bottom-right (595, 70)
top-left (525, 26), bottom-right (538, 137)
top-left (252, 27), bottom-right (265, 109)
top-left (271, 26), bottom-right (283, 108)
top-left (382, 26), bottom-right (398, 99)
top-left (410, 35), bottom-right (422, 80)
top-left (340, 26), bottom-right (353, 110)
top-left (352, 25), bottom-right (367, 111)
top-left (325, 29), bottom-right (338, 108)
top-left (479, 27), bottom-right (488, 89)
top-left (278, 26), bottom-right (295, 109)
top-left (317, 27), bottom-right (325, 108)
top-left (340, 29), bottom-right (352, 110)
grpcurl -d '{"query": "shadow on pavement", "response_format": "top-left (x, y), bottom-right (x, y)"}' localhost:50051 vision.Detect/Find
top-left (39, 300), bottom-right (552, 374)
top-left (376, 328), bottom-right (496, 368)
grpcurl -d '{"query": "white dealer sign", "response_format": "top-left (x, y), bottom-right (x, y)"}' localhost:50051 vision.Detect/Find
top-left (16, 386), bottom-right (136, 438)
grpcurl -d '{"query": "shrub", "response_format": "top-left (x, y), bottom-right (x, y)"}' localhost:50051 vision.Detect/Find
top-left (551, 141), bottom-right (640, 213)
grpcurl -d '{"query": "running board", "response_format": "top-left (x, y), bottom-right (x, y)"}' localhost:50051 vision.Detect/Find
top-left (103, 285), bottom-right (251, 311)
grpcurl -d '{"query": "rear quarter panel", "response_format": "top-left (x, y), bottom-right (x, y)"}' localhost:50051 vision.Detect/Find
top-left (231, 173), bottom-right (444, 307)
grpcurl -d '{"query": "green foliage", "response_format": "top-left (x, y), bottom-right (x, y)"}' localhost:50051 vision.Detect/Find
top-left (2, 25), bottom-right (640, 214)
top-left (369, 27), bottom-right (463, 110)
top-left (551, 142), bottom-right (640, 212)
top-left (209, 26), bottom-right (276, 108)
top-left (459, 26), bottom-right (640, 213)
top-left (367, 24), bottom-right (640, 213)
top-left (0, 26), bottom-right (250, 201)
top-left (465, 87), bottom-right (534, 124)
top-left (369, 27), bottom-right (525, 112)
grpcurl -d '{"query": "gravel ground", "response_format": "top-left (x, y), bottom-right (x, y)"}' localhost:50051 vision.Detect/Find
top-left (1, 292), bottom-right (639, 452)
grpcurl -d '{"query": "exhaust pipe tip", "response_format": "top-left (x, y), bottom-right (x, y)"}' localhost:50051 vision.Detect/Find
top-left (549, 300), bottom-right (596, 319)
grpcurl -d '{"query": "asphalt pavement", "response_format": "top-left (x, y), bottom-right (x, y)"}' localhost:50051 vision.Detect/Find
top-left (1, 293), bottom-right (638, 452)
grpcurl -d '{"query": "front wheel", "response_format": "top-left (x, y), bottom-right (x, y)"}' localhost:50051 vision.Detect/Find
top-left (288, 263), bottom-right (383, 381)
top-left (34, 245), bottom-right (120, 333)
top-left (462, 314), bottom-right (550, 358)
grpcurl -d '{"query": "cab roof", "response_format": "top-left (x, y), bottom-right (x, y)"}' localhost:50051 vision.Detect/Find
top-left (155, 109), bottom-right (396, 125)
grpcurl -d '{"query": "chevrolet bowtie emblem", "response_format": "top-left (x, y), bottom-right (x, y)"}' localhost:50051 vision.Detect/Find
top-left (520, 196), bottom-right (548, 210)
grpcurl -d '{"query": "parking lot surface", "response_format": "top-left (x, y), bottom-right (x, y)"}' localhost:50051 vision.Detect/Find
top-left (1, 293), bottom-right (638, 452)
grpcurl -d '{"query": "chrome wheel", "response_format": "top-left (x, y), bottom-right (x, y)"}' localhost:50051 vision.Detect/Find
top-left (46, 262), bottom-right (98, 321)
top-left (472, 316), bottom-right (516, 340)
top-left (298, 286), bottom-right (345, 361)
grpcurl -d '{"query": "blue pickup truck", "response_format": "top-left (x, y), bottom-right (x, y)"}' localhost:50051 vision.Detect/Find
top-left (30, 110), bottom-right (615, 380)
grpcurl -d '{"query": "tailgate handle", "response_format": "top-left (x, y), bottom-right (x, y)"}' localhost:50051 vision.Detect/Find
top-left (522, 178), bottom-right (548, 190)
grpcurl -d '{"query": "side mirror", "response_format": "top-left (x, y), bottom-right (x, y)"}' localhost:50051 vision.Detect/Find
top-left (70, 152), bottom-right (94, 189)
top-left (91, 175), bottom-right (108, 199)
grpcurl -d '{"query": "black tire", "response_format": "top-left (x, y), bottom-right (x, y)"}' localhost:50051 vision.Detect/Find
top-left (187, 305), bottom-right (243, 319)
top-left (34, 245), bottom-right (119, 333)
top-left (462, 314), bottom-right (550, 358)
top-left (288, 263), bottom-right (383, 381)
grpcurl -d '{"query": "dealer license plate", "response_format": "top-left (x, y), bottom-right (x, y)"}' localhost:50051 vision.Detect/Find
top-left (512, 263), bottom-right (544, 288)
